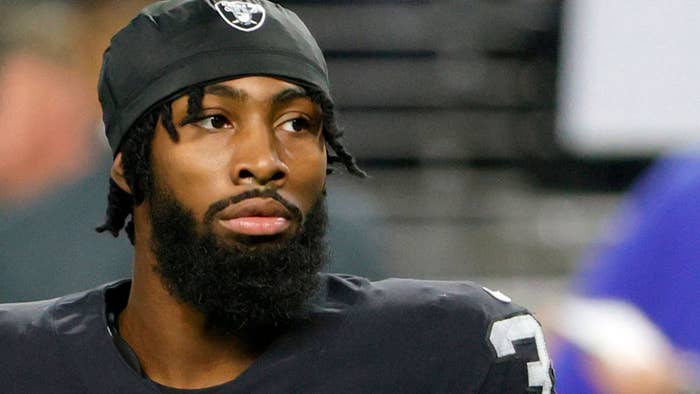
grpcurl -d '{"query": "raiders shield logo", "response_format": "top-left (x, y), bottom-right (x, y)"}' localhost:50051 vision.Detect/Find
top-left (213, 1), bottom-right (266, 32)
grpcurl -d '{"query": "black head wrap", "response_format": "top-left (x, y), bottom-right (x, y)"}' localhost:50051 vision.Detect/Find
top-left (99, 0), bottom-right (330, 154)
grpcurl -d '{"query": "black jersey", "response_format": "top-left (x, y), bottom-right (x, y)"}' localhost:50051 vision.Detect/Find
top-left (0, 274), bottom-right (554, 393)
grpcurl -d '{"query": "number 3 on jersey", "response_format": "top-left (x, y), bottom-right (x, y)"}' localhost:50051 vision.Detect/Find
top-left (488, 314), bottom-right (554, 393)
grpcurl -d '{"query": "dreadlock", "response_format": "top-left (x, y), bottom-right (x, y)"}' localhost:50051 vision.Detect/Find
top-left (96, 84), bottom-right (366, 244)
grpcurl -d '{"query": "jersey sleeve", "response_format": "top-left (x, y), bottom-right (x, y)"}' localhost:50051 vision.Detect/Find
top-left (479, 313), bottom-right (556, 394)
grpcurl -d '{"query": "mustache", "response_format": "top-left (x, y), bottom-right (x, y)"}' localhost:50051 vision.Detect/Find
top-left (203, 189), bottom-right (303, 225)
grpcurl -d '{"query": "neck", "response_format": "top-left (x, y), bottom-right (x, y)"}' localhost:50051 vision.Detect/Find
top-left (119, 209), bottom-right (258, 389)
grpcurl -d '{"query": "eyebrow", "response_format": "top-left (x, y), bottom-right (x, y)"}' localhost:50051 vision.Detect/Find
top-left (270, 87), bottom-right (310, 107)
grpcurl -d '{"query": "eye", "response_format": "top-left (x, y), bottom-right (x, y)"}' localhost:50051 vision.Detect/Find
top-left (280, 117), bottom-right (311, 133)
top-left (193, 115), bottom-right (232, 131)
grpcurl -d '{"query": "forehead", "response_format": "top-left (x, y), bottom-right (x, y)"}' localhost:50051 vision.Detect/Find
top-left (199, 76), bottom-right (308, 102)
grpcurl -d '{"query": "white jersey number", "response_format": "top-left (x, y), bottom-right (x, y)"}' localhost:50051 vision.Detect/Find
top-left (488, 314), bottom-right (553, 394)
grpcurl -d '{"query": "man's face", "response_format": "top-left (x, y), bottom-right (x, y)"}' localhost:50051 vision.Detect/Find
top-left (150, 76), bottom-right (327, 244)
top-left (144, 76), bottom-right (329, 335)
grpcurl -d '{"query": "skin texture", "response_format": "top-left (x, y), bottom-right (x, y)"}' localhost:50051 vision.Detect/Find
top-left (111, 76), bottom-right (327, 389)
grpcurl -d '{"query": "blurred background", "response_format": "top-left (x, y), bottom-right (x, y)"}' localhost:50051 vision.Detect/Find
top-left (1, 0), bottom-right (698, 392)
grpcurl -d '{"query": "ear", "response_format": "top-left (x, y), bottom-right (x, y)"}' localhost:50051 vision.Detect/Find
top-left (110, 153), bottom-right (132, 195)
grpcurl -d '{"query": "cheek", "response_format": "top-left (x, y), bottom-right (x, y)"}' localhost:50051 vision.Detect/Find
top-left (284, 143), bottom-right (327, 213)
top-left (150, 130), bottom-right (232, 217)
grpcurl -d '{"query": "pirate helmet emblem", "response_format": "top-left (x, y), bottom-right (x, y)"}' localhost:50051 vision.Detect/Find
top-left (212, 1), bottom-right (266, 32)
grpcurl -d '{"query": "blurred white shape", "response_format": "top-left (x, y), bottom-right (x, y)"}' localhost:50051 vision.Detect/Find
top-left (556, 296), bottom-right (672, 370)
top-left (557, 1), bottom-right (700, 156)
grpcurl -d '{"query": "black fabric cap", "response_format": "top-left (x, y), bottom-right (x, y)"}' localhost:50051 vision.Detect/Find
top-left (99, 0), bottom-right (330, 154)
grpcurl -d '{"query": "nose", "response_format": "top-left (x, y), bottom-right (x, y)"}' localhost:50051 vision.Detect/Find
top-left (230, 128), bottom-right (289, 188)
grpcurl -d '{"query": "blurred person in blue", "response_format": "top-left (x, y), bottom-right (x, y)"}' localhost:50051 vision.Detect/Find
top-left (553, 154), bottom-right (700, 393)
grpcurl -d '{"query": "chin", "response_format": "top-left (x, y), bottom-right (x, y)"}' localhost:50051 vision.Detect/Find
top-left (148, 185), bottom-right (328, 334)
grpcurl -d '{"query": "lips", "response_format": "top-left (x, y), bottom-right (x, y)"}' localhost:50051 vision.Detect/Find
top-left (218, 198), bottom-right (294, 236)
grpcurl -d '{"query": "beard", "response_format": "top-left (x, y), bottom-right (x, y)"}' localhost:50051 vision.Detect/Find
top-left (147, 182), bottom-right (328, 340)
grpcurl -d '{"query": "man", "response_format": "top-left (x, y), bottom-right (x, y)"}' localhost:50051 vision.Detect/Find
top-left (0, 1), bottom-right (555, 392)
